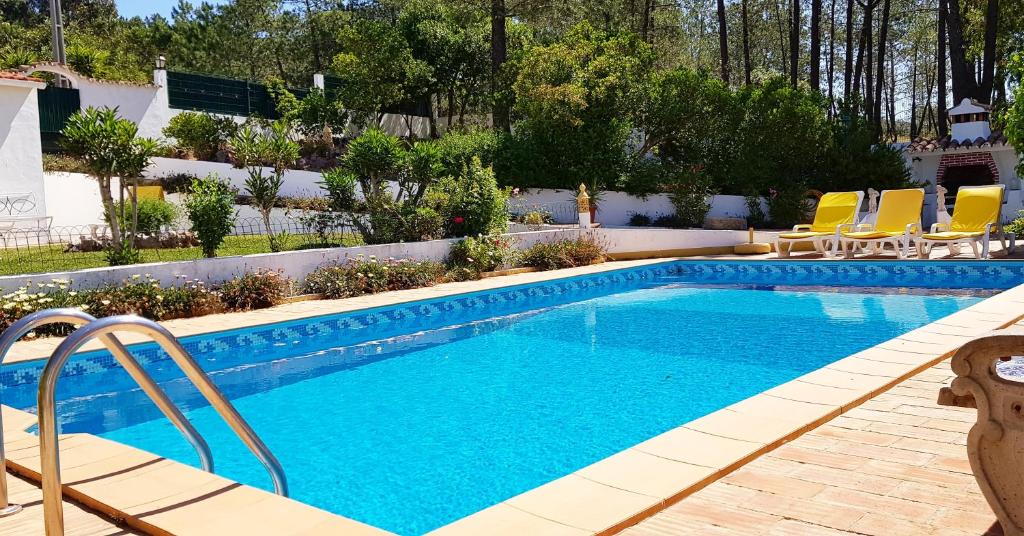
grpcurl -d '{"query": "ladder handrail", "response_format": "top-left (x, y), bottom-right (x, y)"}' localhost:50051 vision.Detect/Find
top-left (37, 315), bottom-right (287, 535)
top-left (0, 308), bottom-right (214, 517)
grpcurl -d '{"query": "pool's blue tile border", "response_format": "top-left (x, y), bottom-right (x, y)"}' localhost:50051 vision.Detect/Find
top-left (2, 259), bottom-right (1022, 390)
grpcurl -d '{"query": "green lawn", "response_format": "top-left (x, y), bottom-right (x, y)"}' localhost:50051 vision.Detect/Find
top-left (0, 233), bottom-right (363, 278)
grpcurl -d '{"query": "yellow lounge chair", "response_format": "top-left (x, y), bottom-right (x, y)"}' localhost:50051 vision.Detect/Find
top-left (775, 191), bottom-right (864, 258)
top-left (915, 184), bottom-right (1006, 259)
top-left (838, 188), bottom-right (924, 259)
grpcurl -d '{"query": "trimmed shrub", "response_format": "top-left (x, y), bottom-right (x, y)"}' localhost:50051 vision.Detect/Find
top-left (447, 235), bottom-right (520, 276)
top-left (766, 182), bottom-right (812, 228)
top-left (303, 257), bottom-right (446, 299)
top-left (184, 175), bottom-right (237, 258)
top-left (109, 198), bottom-right (178, 235)
top-left (42, 153), bottom-right (90, 173)
top-left (628, 213), bottom-right (652, 226)
top-left (652, 213), bottom-right (684, 228)
top-left (159, 278), bottom-right (225, 319)
top-left (432, 157), bottom-right (509, 237)
top-left (522, 236), bottom-right (606, 270)
top-left (1005, 210), bottom-right (1024, 236)
top-left (666, 171), bottom-right (717, 228)
top-left (436, 130), bottom-right (498, 177)
top-left (163, 111), bottom-right (237, 161)
top-left (219, 270), bottom-right (291, 311)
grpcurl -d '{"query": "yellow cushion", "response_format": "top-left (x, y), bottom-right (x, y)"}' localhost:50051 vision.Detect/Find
top-left (948, 186), bottom-right (1003, 233)
top-left (779, 231), bottom-right (832, 239)
top-left (136, 185), bottom-right (165, 200)
top-left (921, 231), bottom-right (984, 240)
top-left (808, 191), bottom-right (861, 233)
top-left (873, 189), bottom-right (924, 233)
top-left (842, 231), bottom-right (901, 240)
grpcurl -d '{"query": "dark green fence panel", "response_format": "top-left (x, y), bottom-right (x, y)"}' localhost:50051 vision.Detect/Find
top-left (167, 71), bottom-right (309, 119)
top-left (37, 86), bottom-right (80, 153)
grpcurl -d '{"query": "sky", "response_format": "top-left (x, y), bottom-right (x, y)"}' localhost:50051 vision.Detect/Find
top-left (115, 0), bottom-right (228, 20)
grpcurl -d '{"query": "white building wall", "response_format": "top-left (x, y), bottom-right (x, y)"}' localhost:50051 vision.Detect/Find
top-left (0, 83), bottom-right (47, 216)
top-left (76, 78), bottom-right (170, 140)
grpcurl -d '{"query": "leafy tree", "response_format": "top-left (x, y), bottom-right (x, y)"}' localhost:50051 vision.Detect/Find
top-left (331, 19), bottom-right (432, 129)
top-left (821, 106), bottom-right (913, 193)
top-left (61, 107), bottom-right (160, 265)
top-left (269, 82), bottom-right (348, 152)
top-left (398, 0), bottom-right (491, 135)
top-left (498, 22), bottom-right (654, 190)
top-left (1003, 54), bottom-right (1024, 176)
top-left (229, 120), bottom-right (300, 252)
top-left (634, 67), bottom-right (740, 193)
top-left (731, 77), bottom-right (831, 196)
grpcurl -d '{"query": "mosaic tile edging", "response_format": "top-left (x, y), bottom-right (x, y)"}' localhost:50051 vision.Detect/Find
top-left (3, 259), bottom-right (1021, 390)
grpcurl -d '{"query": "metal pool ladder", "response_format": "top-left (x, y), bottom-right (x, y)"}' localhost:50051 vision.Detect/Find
top-left (0, 309), bottom-right (288, 536)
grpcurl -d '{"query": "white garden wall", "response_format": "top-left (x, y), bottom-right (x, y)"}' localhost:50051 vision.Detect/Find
top-left (0, 229), bottom-right (581, 292)
top-left (43, 172), bottom-right (123, 227)
top-left (144, 158), bottom-right (329, 198)
top-left (598, 227), bottom-right (776, 253)
top-left (0, 227), bottom-right (774, 292)
top-left (0, 78), bottom-right (48, 217)
top-left (513, 189), bottom-right (763, 227)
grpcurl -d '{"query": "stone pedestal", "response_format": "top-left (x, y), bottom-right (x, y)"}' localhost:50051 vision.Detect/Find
top-left (938, 333), bottom-right (1024, 536)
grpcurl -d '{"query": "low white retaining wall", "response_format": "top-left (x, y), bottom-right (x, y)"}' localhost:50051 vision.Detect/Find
top-left (0, 229), bottom-right (581, 292)
top-left (0, 227), bottom-right (775, 292)
top-left (514, 189), bottom-right (764, 227)
top-left (598, 227), bottom-right (776, 254)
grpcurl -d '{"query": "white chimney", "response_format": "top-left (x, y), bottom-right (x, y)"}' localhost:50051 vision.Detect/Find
top-left (948, 98), bottom-right (991, 143)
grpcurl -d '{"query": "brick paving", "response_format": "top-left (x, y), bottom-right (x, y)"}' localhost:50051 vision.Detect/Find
top-left (619, 360), bottom-right (1003, 536)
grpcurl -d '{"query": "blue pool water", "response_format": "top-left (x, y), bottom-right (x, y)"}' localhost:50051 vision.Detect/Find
top-left (0, 261), bottom-right (1000, 534)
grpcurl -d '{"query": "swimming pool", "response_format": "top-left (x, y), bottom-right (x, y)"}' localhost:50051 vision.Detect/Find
top-left (0, 260), bottom-right (1016, 534)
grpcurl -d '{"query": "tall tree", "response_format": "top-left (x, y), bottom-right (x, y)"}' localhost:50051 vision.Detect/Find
top-left (843, 0), bottom-right (854, 100)
top-left (716, 0), bottom-right (729, 83)
top-left (872, 0), bottom-right (891, 137)
top-left (790, 0), bottom-right (800, 86)
top-left (946, 0), bottom-right (999, 103)
top-left (491, 0), bottom-right (510, 132)
top-left (827, 0), bottom-right (837, 111)
top-left (810, 0), bottom-right (822, 91)
top-left (937, 0), bottom-right (948, 135)
top-left (741, 0), bottom-right (752, 85)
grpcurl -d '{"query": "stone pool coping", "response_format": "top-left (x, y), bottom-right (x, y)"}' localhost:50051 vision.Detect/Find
top-left (2, 257), bottom-right (1022, 535)
top-left (2, 258), bottom-right (673, 365)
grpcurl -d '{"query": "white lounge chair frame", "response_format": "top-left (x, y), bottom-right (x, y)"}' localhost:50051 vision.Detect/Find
top-left (839, 188), bottom-right (925, 260)
top-left (915, 184), bottom-right (1007, 260)
top-left (775, 191), bottom-right (865, 258)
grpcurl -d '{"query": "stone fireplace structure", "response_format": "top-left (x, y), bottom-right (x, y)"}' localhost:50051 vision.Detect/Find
top-left (905, 98), bottom-right (1019, 227)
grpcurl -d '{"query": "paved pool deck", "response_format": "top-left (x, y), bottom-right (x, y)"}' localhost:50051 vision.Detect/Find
top-left (619, 357), bottom-right (1004, 536)
top-left (1, 253), bottom-right (1021, 535)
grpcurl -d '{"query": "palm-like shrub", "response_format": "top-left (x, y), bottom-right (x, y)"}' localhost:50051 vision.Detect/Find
top-left (230, 121), bottom-right (299, 252)
top-left (62, 107), bottom-right (160, 265)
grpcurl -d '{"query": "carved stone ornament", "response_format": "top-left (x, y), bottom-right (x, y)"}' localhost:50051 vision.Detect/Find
top-left (867, 188), bottom-right (880, 214)
top-left (576, 184), bottom-right (590, 214)
top-left (938, 332), bottom-right (1024, 535)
